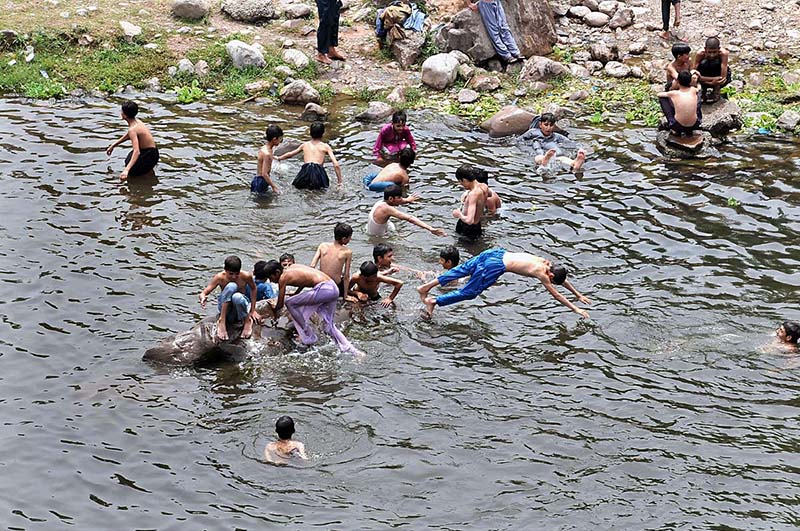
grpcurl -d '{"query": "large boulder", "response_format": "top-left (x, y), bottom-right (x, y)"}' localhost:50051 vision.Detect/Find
top-left (519, 56), bottom-right (569, 83)
top-left (421, 53), bottom-right (460, 90)
top-left (355, 101), bottom-right (394, 122)
top-left (777, 110), bottom-right (800, 131)
top-left (655, 131), bottom-right (714, 159)
top-left (699, 99), bottom-right (743, 136)
top-left (171, 0), bottom-right (209, 20)
top-left (222, 0), bottom-right (277, 22)
top-left (436, 0), bottom-right (557, 63)
top-left (480, 105), bottom-right (536, 138)
top-left (283, 2), bottom-right (311, 18)
top-left (608, 8), bottom-right (634, 29)
top-left (391, 31), bottom-right (426, 69)
top-left (280, 79), bottom-right (320, 104)
top-left (226, 40), bottom-right (266, 68)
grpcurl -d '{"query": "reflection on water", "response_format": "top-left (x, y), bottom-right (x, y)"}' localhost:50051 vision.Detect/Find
top-left (0, 96), bottom-right (799, 530)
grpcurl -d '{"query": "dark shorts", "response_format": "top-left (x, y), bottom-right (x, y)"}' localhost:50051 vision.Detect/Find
top-left (697, 59), bottom-right (732, 88)
top-left (293, 162), bottom-right (330, 190)
top-left (250, 175), bottom-right (271, 195)
top-left (456, 219), bottom-right (482, 240)
top-left (125, 147), bottom-right (159, 177)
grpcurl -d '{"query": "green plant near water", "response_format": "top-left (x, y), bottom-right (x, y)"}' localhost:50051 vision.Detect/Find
top-left (175, 79), bottom-right (205, 103)
top-left (588, 111), bottom-right (604, 125)
top-left (417, 31), bottom-right (439, 65)
top-left (727, 197), bottom-right (741, 207)
top-left (23, 79), bottom-right (65, 98)
top-left (551, 45), bottom-right (574, 65)
top-left (317, 82), bottom-right (335, 104)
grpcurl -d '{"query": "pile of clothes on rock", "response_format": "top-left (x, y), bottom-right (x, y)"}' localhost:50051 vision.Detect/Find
top-left (375, 0), bottom-right (426, 45)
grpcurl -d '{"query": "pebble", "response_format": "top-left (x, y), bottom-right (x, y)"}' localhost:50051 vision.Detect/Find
top-left (60, 11), bottom-right (69, 17)
top-left (75, 8), bottom-right (88, 16)
top-left (177, 26), bottom-right (191, 34)
top-left (143, 43), bottom-right (158, 49)
top-left (8, 59), bottom-right (16, 66)
top-left (748, 19), bottom-right (763, 30)
top-left (762, 2), bottom-right (775, 10)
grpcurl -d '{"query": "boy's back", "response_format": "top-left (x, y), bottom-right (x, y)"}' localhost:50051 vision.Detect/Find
top-left (313, 241), bottom-right (352, 294)
top-left (666, 87), bottom-right (700, 126)
top-left (130, 121), bottom-right (156, 149)
top-left (302, 140), bottom-right (330, 165)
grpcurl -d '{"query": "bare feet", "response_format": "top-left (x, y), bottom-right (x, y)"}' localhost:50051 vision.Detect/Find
top-left (216, 321), bottom-right (229, 341)
top-left (315, 53), bottom-right (332, 65)
top-left (422, 296), bottom-right (437, 316)
top-left (328, 47), bottom-right (346, 61)
top-left (242, 317), bottom-right (253, 339)
top-left (541, 148), bottom-right (557, 167)
top-left (660, 30), bottom-right (670, 40)
top-left (571, 150), bottom-right (586, 172)
top-left (416, 284), bottom-right (429, 303)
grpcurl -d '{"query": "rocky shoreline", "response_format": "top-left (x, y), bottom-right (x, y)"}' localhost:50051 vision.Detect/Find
top-left (0, 0), bottom-right (798, 136)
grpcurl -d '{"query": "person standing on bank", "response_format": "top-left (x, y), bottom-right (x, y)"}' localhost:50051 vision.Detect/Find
top-left (316, 0), bottom-right (346, 64)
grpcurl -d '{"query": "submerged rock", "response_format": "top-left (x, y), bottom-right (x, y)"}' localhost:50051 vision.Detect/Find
top-left (301, 102), bottom-right (329, 121)
top-left (655, 130), bottom-right (714, 159)
top-left (480, 105), bottom-right (536, 138)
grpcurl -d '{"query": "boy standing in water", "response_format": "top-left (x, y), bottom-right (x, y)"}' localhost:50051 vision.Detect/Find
top-left (657, 70), bottom-right (702, 136)
top-left (453, 165), bottom-right (487, 241)
top-left (367, 185), bottom-right (447, 237)
top-left (252, 124), bottom-right (283, 195)
top-left (276, 121), bottom-right (343, 190)
top-left (348, 261), bottom-right (404, 307)
top-left (373, 110), bottom-right (417, 167)
top-left (199, 255), bottom-right (261, 341)
top-left (363, 148), bottom-right (416, 192)
top-left (693, 37), bottom-right (731, 103)
top-left (311, 222), bottom-right (357, 301)
top-left (417, 249), bottom-right (590, 318)
top-left (106, 101), bottom-right (159, 181)
top-left (264, 416), bottom-right (308, 463)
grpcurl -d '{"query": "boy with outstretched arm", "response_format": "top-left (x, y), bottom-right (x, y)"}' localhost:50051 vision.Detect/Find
top-left (349, 261), bottom-right (404, 307)
top-left (252, 124), bottom-right (283, 195)
top-left (199, 255), bottom-right (261, 341)
top-left (264, 415), bottom-right (308, 463)
top-left (311, 222), bottom-right (357, 301)
top-left (106, 101), bottom-right (159, 181)
top-left (276, 121), bottom-right (343, 190)
top-left (367, 184), bottom-right (447, 237)
top-left (373, 110), bottom-right (417, 167)
top-left (657, 70), bottom-right (702, 136)
top-left (693, 37), bottom-right (731, 103)
top-left (363, 147), bottom-right (416, 192)
top-left (416, 248), bottom-right (590, 318)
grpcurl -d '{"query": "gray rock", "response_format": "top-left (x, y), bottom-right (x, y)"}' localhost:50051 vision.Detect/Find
top-left (119, 20), bottom-right (142, 40)
top-left (458, 88), bottom-right (480, 103)
top-left (573, 50), bottom-right (591, 63)
top-left (386, 86), bottom-right (406, 105)
top-left (281, 19), bottom-right (305, 29)
top-left (480, 105), bottom-right (536, 137)
top-left (222, 0), bottom-right (277, 22)
top-left (283, 3), bottom-right (311, 18)
top-left (351, 7), bottom-right (372, 22)
top-left (777, 110), bottom-right (800, 131)
top-left (582, 0), bottom-right (599, 11)
top-left (421, 53), bottom-right (460, 90)
top-left (552, 3), bottom-right (569, 16)
top-left (226, 40), bottom-right (266, 69)
top-left (145, 77), bottom-right (162, 91)
top-left (656, 130), bottom-right (714, 158)
top-left (355, 101), bottom-right (394, 122)
top-left (585, 60), bottom-right (603, 72)
top-left (529, 81), bottom-right (548, 93)
top-left (569, 5), bottom-right (591, 17)
top-left (448, 49), bottom-right (471, 64)
top-left (584, 11), bottom-right (610, 26)
top-left (177, 58), bottom-right (194, 74)
top-left (748, 72), bottom-right (764, 87)
top-left (168, 66), bottom-right (178, 77)
top-left (628, 41), bottom-right (647, 55)
top-left (468, 74), bottom-right (501, 91)
top-left (391, 31), bottom-right (425, 69)
top-left (590, 41), bottom-right (617, 63)
top-left (629, 66), bottom-right (644, 78)
top-left (569, 63), bottom-right (590, 78)
top-left (782, 71), bottom-right (800, 85)
top-left (699, 99), bottom-right (743, 136)
top-left (282, 39), bottom-right (295, 48)
top-left (275, 65), bottom-right (294, 77)
top-left (280, 79), bottom-right (319, 104)
top-left (300, 102), bottom-right (329, 121)
top-left (519, 55), bottom-right (569, 82)
top-left (608, 8), bottom-right (634, 29)
top-left (543, 102), bottom-right (565, 119)
top-left (171, 0), bottom-right (209, 20)
top-left (194, 59), bottom-right (209, 77)
top-left (458, 63), bottom-right (476, 80)
top-left (604, 60), bottom-right (630, 77)
top-left (282, 48), bottom-right (309, 69)
top-left (568, 89), bottom-right (590, 101)
top-left (245, 80), bottom-right (271, 94)
top-left (597, 0), bottom-right (618, 16)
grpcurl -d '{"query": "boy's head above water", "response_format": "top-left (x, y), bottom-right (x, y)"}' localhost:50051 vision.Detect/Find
top-left (121, 100), bottom-right (139, 120)
top-left (778, 321), bottom-right (800, 344)
top-left (265, 124), bottom-right (283, 143)
top-left (279, 253), bottom-right (295, 268)
top-left (539, 113), bottom-right (557, 136)
top-left (373, 243), bottom-right (393, 266)
top-left (439, 245), bottom-right (460, 269)
top-left (275, 415), bottom-right (295, 440)
top-left (383, 184), bottom-right (404, 204)
top-left (391, 110), bottom-right (407, 133)
top-left (310, 121), bottom-right (325, 140)
top-left (456, 164), bottom-right (487, 184)
top-left (677, 70), bottom-right (693, 88)
top-left (549, 263), bottom-right (568, 285)
top-left (398, 147), bottom-right (416, 169)
top-left (334, 222), bottom-right (353, 243)
top-left (671, 42), bottom-right (691, 60)
top-left (704, 37), bottom-right (721, 57)
top-left (359, 261), bottom-right (378, 278)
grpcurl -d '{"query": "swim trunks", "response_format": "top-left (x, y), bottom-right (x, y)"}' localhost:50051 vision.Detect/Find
top-left (456, 219), bottom-right (482, 241)
top-left (250, 175), bottom-right (271, 195)
top-left (293, 162), bottom-right (330, 190)
top-left (362, 171), bottom-right (395, 192)
top-left (124, 147), bottom-right (159, 177)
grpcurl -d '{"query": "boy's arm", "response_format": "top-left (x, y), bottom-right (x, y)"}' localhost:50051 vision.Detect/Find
top-left (465, 0), bottom-right (478, 11)
top-left (296, 442), bottom-right (308, 460)
top-left (398, 193), bottom-right (421, 205)
top-left (120, 130), bottom-right (140, 180)
top-left (542, 281), bottom-right (589, 318)
top-left (378, 274), bottom-right (403, 307)
top-left (406, 128), bottom-right (417, 152)
top-left (106, 131), bottom-right (130, 155)
top-left (246, 275), bottom-right (261, 322)
top-left (310, 245), bottom-right (322, 268)
top-left (342, 252), bottom-right (356, 301)
top-left (327, 146), bottom-right (343, 185)
top-left (453, 195), bottom-right (478, 224)
top-left (199, 276), bottom-right (220, 308)
top-left (389, 206), bottom-right (446, 236)
top-left (276, 144), bottom-right (303, 161)
top-left (273, 279), bottom-right (288, 313)
top-left (258, 150), bottom-right (279, 193)
top-left (563, 279), bottom-right (591, 304)
top-left (719, 50), bottom-right (729, 82)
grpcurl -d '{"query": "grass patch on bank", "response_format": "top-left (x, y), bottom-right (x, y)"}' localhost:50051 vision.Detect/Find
top-left (724, 70), bottom-right (800, 132)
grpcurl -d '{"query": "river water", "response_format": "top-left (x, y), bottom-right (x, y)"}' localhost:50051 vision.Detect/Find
top-left (0, 95), bottom-right (799, 530)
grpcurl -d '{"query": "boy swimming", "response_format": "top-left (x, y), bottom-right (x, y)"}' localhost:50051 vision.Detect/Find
top-left (363, 147), bottom-right (415, 192)
top-left (276, 121), bottom-right (343, 190)
top-left (522, 113), bottom-right (586, 173)
top-left (311, 222), bottom-right (356, 301)
top-left (367, 185), bottom-right (446, 237)
top-left (776, 321), bottom-right (800, 350)
top-left (199, 255), bottom-right (261, 341)
top-left (252, 124), bottom-right (283, 195)
top-left (349, 261), bottom-right (404, 307)
top-left (264, 415), bottom-right (308, 463)
top-left (106, 101), bottom-right (159, 181)
top-left (373, 110), bottom-right (417, 167)
top-left (417, 248), bottom-right (590, 318)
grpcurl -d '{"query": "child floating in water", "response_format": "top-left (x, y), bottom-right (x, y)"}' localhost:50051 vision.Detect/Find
top-left (776, 321), bottom-right (800, 351)
top-left (106, 101), bottom-right (159, 181)
top-left (367, 185), bottom-right (446, 237)
top-left (417, 248), bottom-right (590, 318)
top-left (658, 70), bottom-right (702, 136)
top-left (349, 261), bottom-right (404, 307)
top-left (199, 255), bottom-right (261, 341)
top-left (264, 416), bottom-right (308, 464)
top-left (373, 110), bottom-right (417, 167)
top-left (311, 222), bottom-right (356, 301)
top-left (252, 125), bottom-right (283, 195)
top-left (277, 121), bottom-right (343, 190)
top-left (693, 37), bottom-right (731, 103)
top-left (522, 113), bottom-right (586, 173)
top-left (363, 148), bottom-right (415, 192)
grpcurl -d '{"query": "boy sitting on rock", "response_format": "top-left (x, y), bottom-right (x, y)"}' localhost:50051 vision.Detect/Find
top-left (657, 70), bottom-right (702, 136)
top-left (693, 37), bottom-right (731, 103)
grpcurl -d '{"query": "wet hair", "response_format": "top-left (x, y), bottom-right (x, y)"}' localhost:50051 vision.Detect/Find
top-left (783, 321), bottom-right (800, 344)
top-left (275, 415), bottom-right (295, 440)
top-left (224, 255), bottom-right (242, 273)
top-left (383, 184), bottom-right (403, 201)
top-left (398, 147), bottom-right (416, 168)
top-left (279, 253), bottom-right (295, 264)
top-left (705, 37), bottom-right (720, 50)
top-left (391, 110), bottom-right (407, 125)
top-left (262, 260), bottom-right (283, 278)
top-left (121, 100), bottom-right (139, 119)
top-left (334, 222), bottom-right (353, 242)
top-left (539, 112), bottom-right (556, 125)
top-left (253, 260), bottom-right (268, 280)
top-left (373, 243), bottom-right (393, 261)
top-left (550, 263), bottom-right (568, 285)
top-left (456, 164), bottom-right (486, 183)
top-left (310, 121), bottom-right (325, 139)
top-left (266, 124), bottom-right (283, 141)
top-left (360, 261), bottom-right (379, 277)
top-left (439, 245), bottom-right (460, 266)
top-left (677, 70), bottom-right (693, 88)
top-left (671, 43), bottom-right (691, 59)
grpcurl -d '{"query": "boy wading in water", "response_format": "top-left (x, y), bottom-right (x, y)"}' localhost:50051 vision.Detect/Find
top-left (658, 70), bottom-right (702, 136)
top-left (372, 110), bottom-right (417, 167)
top-left (348, 261), bottom-right (404, 307)
top-left (106, 101), bottom-right (159, 181)
top-left (453, 165), bottom-right (487, 241)
top-left (252, 124), bottom-right (283, 195)
top-left (776, 321), bottom-right (800, 351)
top-left (311, 222), bottom-right (357, 301)
top-left (367, 185), bottom-right (447, 237)
top-left (264, 416), bottom-right (308, 464)
top-left (417, 248), bottom-right (590, 318)
top-left (277, 121), bottom-right (343, 190)
top-left (199, 255), bottom-right (261, 341)
top-left (363, 147), bottom-right (416, 192)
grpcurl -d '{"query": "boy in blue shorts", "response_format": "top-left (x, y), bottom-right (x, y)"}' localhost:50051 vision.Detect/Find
top-left (363, 147), bottom-right (415, 192)
top-left (199, 255), bottom-right (261, 341)
top-left (252, 125), bottom-right (283, 195)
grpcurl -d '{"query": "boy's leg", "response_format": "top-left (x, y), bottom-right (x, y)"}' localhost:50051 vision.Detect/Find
top-left (571, 150), bottom-right (586, 172)
top-left (231, 292), bottom-right (253, 338)
top-left (216, 282), bottom-right (239, 340)
top-left (537, 149), bottom-right (557, 167)
top-left (435, 249), bottom-right (505, 307)
top-left (660, 0), bottom-right (670, 37)
top-left (673, 0), bottom-right (681, 26)
top-left (494, 0), bottom-right (521, 58)
top-left (315, 0), bottom-right (333, 61)
top-left (319, 294), bottom-right (359, 354)
top-left (659, 96), bottom-right (677, 128)
top-left (285, 287), bottom-right (321, 345)
top-left (477, 1), bottom-right (513, 60)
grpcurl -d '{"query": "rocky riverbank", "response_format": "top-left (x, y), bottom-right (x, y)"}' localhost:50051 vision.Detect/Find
top-left (0, 0), bottom-right (798, 134)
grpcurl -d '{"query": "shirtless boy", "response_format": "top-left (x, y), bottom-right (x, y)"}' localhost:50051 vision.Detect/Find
top-left (106, 101), bottom-right (159, 181)
top-left (252, 124), bottom-right (283, 195)
top-left (264, 416), bottom-right (308, 464)
top-left (349, 261), bottom-right (404, 307)
top-left (417, 248), bottom-right (590, 318)
top-left (363, 148), bottom-right (415, 192)
top-left (268, 262), bottom-right (360, 354)
top-left (453, 165), bottom-right (487, 241)
top-left (367, 184), bottom-right (447, 237)
top-left (693, 37), bottom-right (731, 103)
top-left (277, 121), bottom-right (343, 190)
top-left (657, 70), bottom-right (702, 136)
top-left (280, 253), bottom-right (295, 268)
top-left (373, 243), bottom-right (399, 274)
top-left (665, 43), bottom-right (697, 91)
top-left (475, 169), bottom-right (501, 215)
top-left (311, 222), bottom-right (356, 301)
top-left (199, 255), bottom-right (261, 341)
top-left (776, 321), bottom-right (800, 350)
